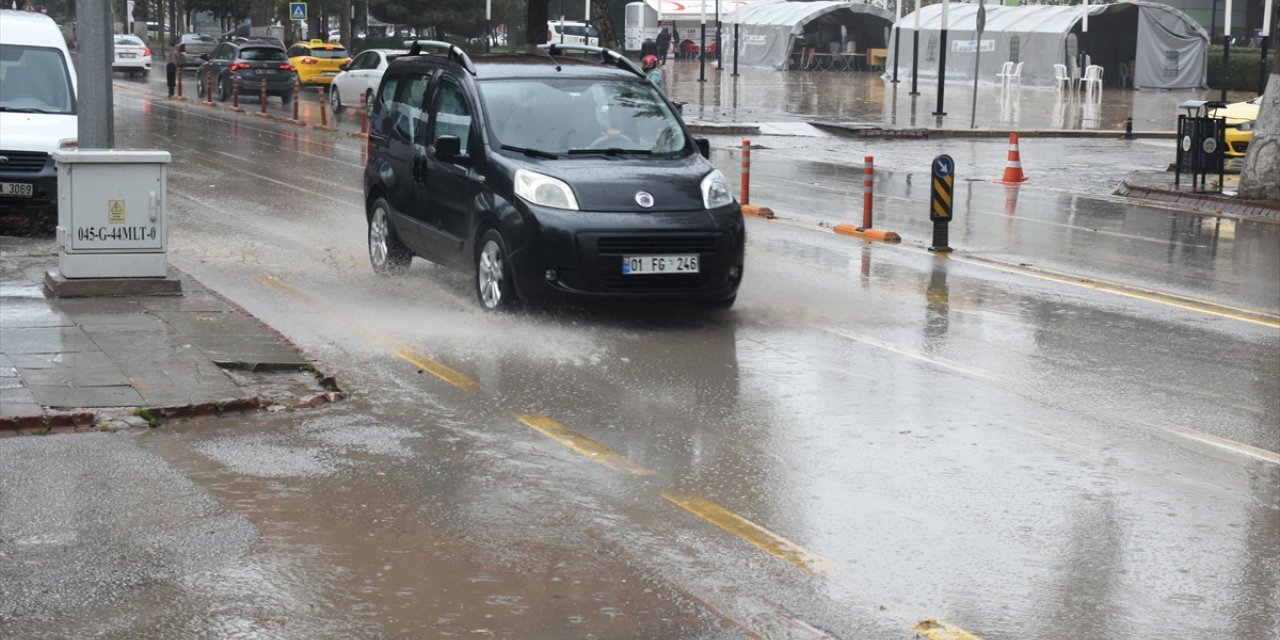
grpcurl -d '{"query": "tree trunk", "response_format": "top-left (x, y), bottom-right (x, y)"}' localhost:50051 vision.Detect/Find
top-left (250, 0), bottom-right (272, 28)
top-left (526, 0), bottom-right (549, 51)
top-left (340, 0), bottom-right (352, 48)
top-left (1238, 52), bottom-right (1280, 201)
top-left (591, 0), bottom-right (616, 49)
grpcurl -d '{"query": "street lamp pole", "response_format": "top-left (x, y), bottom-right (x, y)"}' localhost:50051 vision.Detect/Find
top-left (910, 0), bottom-right (921, 95)
top-left (1221, 0), bottom-right (1232, 103)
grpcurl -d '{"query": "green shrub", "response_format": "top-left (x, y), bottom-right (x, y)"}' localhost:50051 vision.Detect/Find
top-left (1206, 45), bottom-right (1268, 93)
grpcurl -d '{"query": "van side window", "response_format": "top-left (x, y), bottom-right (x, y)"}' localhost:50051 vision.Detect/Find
top-left (431, 80), bottom-right (472, 152)
top-left (391, 72), bottom-right (431, 144)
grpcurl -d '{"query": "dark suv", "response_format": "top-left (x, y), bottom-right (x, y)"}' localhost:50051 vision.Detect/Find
top-left (194, 40), bottom-right (297, 104)
top-left (363, 42), bottom-right (744, 311)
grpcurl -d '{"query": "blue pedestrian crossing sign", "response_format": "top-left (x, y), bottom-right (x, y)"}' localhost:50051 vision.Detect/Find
top-left (289, 2), bottom-right (306, 21)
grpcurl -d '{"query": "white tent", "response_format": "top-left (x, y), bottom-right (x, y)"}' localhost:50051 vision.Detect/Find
top-left (888, 0), bottom-right (1207, 89)
top-left (722, 0), bottom-right (896, 70)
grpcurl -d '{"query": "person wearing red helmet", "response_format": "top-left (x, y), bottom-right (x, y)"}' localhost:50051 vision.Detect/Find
top-left (642, 54), bottom-right (664, 93)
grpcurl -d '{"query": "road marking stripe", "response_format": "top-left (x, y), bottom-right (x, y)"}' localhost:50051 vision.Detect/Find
top-left (515, 415), bottom-right (655, 476)
top-left (1162, 424), bottom-right (1280, 465)
top-left (254, 273), bottom-right (478, 390)
top-left (823, 327), bottom-right (999, 380)
top-left (954, 256), bottom-right (1280, 328)
top-left (662, 492), bottom-right (827, 574)
top-left (913, 619), bottom-right (984, 640)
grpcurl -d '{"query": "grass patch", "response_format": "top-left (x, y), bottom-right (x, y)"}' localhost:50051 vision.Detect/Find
top-left (132, 408), bottom-right (161, 428)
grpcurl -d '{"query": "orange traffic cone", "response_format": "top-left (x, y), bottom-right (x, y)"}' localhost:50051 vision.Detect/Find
top-left (999, 133), bottom-right (1028, 183)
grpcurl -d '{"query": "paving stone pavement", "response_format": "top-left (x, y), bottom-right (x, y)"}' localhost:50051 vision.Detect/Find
top-left (0, 235), bottom-right (337, 434)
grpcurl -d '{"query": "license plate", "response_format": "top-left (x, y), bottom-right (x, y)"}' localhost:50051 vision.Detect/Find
top-left (0, 182), bottom-right (34, 198)
top-left (254, 69), bottom-right (273, 75)
top-left (622, 255), bottom-right (699, 274)
top-left (119, 52), bottom-right (136, 58)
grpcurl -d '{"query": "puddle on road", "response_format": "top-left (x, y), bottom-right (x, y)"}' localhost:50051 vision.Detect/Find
top-left (111, 407), bottom-right (731, 639)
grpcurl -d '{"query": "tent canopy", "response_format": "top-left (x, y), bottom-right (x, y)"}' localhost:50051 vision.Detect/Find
top-left (888, 0), bottom-right (1207, 89)
top-left (723, 0), bottom-right (895, 70)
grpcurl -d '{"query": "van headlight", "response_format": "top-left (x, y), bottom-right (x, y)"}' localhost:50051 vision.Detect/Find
top-left (701, 169), bottom-right (733, 210)
top-left (1235, 121), bottom-right (1254, 132)
top-left (514, 169), bottom-right (579, 210)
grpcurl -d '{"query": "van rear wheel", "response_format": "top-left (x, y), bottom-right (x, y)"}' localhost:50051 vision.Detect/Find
top-left (368, 198), bottom-right (411, 275)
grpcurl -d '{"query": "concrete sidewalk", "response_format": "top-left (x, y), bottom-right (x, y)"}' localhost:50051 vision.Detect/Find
top-left (0, 236), bottom-right (338, 434)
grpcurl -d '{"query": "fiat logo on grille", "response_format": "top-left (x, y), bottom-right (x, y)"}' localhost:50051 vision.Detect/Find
top-left (0, 156), bottom-right (9, 165)
top-left (635, 191), bottom-right (654, 208)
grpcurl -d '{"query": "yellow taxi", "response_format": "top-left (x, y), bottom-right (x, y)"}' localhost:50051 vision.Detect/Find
top-left (1210, 95), bottom-right (1262, 158)
top-left (287, 39), bottom-right (351, 86)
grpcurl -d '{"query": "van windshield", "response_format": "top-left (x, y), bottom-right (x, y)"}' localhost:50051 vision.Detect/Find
top-left (479, 77), bottom-right (685, 156)
top-left (0, 44), bottom-right (75, 115)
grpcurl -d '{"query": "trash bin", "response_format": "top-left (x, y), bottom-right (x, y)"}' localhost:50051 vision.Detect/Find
top-left (1174, 100), bottom-right (1226, 192)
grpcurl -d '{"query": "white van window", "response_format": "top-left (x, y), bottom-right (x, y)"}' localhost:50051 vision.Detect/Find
top-left (0, 44), bottom-right (76, 115)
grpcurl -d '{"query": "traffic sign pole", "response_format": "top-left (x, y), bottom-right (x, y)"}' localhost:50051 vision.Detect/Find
top-left (928, 154), bottom-right (955, 253)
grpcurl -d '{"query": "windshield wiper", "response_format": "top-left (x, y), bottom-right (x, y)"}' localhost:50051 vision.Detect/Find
top-left (0, 106), bottom-right (53, 114)
top-left (566, 148), bottom-right (653, 156)
top-left (501, 144), bottom-right (558, 159)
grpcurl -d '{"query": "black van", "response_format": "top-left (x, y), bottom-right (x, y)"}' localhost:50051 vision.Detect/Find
top-left (362, 41), bottom-right (744, 311)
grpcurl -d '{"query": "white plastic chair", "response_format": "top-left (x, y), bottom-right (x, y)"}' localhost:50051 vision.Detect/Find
top-left (1053, 63), bottom-right (1071, 92)
top-left (997, 61), bottom-right (1015, 88)
top-left (1082, 64), bottom-right (1104, 97)
top-left (1008, 62), bottom-right (1023, 89)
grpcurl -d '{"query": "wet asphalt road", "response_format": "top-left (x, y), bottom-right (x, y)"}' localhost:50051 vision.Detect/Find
top-left (1, 75), bottom-right (1278, 639)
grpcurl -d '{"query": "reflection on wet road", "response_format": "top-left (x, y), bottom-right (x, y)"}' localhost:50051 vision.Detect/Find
top-left (11, 83), bottom-right (1272, 639)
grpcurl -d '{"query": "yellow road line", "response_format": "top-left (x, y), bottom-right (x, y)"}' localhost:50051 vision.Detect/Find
top-left (662, 492), bottom-right (827, 575)
top-left (913, 619), bottom-right (984, 640)
top-left (515, 415), bottom-right (655, 476)
top-left (254, 273), bottom-right (478, 390)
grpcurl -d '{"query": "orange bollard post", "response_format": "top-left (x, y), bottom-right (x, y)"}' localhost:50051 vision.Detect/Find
top-left (359, 92), bottom-right (368, 134)
top-left (833, 153), bottom-right (899, 242)
top-left (738, 139), bottom-right (774, 219)
top-left (320, 86), bottom-right (328, 127)
top-left (260, 78), bottom-right (267, 113)
top-left (205, 71), bottom-right (213, 103)
top-left (861, 155), bottom-right (874, 230)
top-left (231, 75), bottom-right (239, 108)
top-left (292, 84), bottom-right (300, 121)
top-left (176, 68), bottom-right (183, 97)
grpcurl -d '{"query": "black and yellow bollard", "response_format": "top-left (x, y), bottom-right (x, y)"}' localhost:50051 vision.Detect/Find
top-left (928, 154), bottom-right (954, 253)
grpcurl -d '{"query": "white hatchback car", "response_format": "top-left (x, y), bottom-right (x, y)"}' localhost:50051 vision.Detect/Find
top-left (329, 48), bottom-right (406, 116)
top-left (112, 34), bottom-right (152, 77)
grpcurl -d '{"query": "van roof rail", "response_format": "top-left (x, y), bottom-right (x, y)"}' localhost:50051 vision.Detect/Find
top-left (402, 39), bottom-right (476, 75)
top-left (536, 43), bottom-right (643, 78)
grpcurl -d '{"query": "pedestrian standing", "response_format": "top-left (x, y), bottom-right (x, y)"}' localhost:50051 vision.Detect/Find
top-left (655, 27), bottom-right (671, 65)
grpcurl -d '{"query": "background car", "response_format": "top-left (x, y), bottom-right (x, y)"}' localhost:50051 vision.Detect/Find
top-left (111, 34), bottom-right (151, 77)
top-left (170, 33), bottom-right (217, 68)
top-left (1210, 95), bottom-right (1261, 158)
top-left (329, 48), bottom-right (406, 115)
top-left (194, 40), bottom-right (297, 104)
top-left (287, 39), bottom-right (350, 87)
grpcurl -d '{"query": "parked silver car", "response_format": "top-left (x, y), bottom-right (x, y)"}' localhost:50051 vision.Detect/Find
top-left (329, 48), bottom-right (406, 116)
top-left (170, 33), bottom-right (216, 68)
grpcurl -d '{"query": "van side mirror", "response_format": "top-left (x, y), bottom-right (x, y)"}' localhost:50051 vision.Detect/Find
top-left (695, 138), bottom-right (710, 159)
top-left (339, 62), bottom-right (349, 71)
top-left (434, 135), bottom-right (467, 163)
top-left (199, 53), bottom-right (210, 61)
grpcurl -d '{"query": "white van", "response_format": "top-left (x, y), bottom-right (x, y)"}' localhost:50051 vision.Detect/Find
top-left (0, 9), bottom-right (78, 225)
top-left (547, 20), bottom-right (599, 47)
